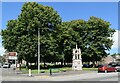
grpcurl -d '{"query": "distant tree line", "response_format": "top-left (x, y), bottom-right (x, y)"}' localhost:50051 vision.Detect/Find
top-left (1, 2), bottom-right (115, 67)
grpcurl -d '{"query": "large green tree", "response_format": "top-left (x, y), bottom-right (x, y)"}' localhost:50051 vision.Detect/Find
top-left (86, 16), bottom-right (115, 66)
top-left (59, 17), bottom-right (115, 66)
top-left (1, 2), bottom-right (115, 68)
top-left (2, 2), bottom-right (62, 67)
top-left (1, 20), bottom-right (18, 52)
top-left (55, 22), bottom-right (80, 65)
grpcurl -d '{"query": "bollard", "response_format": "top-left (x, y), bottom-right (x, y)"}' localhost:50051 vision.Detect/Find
top-left (29, 69), bottom-right (32, 77)
top-left (13, 67), bottom-right (15, 70)
top-left (50, 68), bottom-right (52, 76)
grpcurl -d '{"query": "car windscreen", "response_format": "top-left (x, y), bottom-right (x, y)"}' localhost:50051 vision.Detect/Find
top-left (98, 65), bottom-right (103, 67)
top-left (117, 64), bottom-right (120, 66)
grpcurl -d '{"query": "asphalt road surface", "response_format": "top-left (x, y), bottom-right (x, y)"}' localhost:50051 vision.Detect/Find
top-left (0, 68), bottom-right (2, 82)
top-left (1, 67), bottom-right (120, 81)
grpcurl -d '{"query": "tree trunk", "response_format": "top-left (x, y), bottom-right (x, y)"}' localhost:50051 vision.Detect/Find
top-left (44, 61), bottom-right (45, 68)
top-left (35, 61), bottom-right (37, 68)
top-left (26, 61), bottom-right (29, 69)
top-left (64, 61), bottom-right (66, 66)
top-left (88, 62), bottom-right (90, 65)
top-left (61, 60), bottom-right (63, 66)
top-left (29, 63), bottom-right (32, 69)
top-left (92, 60), bottom-right (96, 68)
top-left (19, 63), bottom-right (21, 70)
top-left (35, 61), bottom-right (37, 69)
top-left (20, 60), bottom-right (22, 64)
top-left (55, 62), bottom-right (56, 65)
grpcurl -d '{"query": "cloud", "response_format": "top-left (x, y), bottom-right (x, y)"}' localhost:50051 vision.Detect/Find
top-left (0, 35), bottom-right (6, 56)
top-left (106, 30), bottom-right (119, 54)
top-left (0, 46), bottom-right (6, 56)
top-left (111, 30), bottom-right (119, 49)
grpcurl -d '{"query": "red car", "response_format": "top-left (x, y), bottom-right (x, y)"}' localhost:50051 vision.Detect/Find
top-left (98, 65), bottom-right (117, 73)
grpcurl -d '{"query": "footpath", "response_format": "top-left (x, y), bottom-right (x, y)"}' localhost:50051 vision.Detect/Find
top-left (2, 68), bottom-right (118, 81)
top-left (15, 69), bottom-right (96, 77)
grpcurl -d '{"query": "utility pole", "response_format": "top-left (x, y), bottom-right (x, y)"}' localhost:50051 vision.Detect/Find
top-left (38, 28), bottom-right (40, 74)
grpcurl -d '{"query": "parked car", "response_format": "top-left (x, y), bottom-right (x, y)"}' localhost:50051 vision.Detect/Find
top-left (83, 64), bottom-right (90, 68)
top-left (3, 63), bottom-right (11, 68)
top-left (0, 63), bottom-right (2, 68)
top-left (115, 64), bottom-right (120, 72)
top-left (108, 62), bottom-right (117, 66)
top-left (98, 65), bottom-right (117, 73)
top-left (108, 62), bottom-right (120, 72)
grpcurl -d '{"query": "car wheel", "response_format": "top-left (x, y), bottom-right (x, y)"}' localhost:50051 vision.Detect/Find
top-left (118, 70), bottom-right (120, 72)
top-left (105, 70), bottom-right (107, 73)
top-left (115, 70), bottom-right (117, 72)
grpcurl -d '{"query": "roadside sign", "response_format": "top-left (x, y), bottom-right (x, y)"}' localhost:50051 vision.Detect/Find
top-left (9, 52), bottom-right (17, 56)
top-left (8, 56), bottom-right (17, 60)
top-left (8, 52), bottom-right (17, 60)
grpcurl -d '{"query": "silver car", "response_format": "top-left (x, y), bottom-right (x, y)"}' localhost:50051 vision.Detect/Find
top-left (115, 64), bottom-right (120, 72)
top-left (3, 63), bottom-right (10, 68)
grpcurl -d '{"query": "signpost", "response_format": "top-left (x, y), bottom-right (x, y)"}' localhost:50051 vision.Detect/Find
top-left (8, 52), bottom-right (17, 68)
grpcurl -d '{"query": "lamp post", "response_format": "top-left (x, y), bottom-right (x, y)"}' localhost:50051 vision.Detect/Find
top-left (63, 43), bottom-right (65, 66)
top-left (38, 28), bottom-right (40, 74)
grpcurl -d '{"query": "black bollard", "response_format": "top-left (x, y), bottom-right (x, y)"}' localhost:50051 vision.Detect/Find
top-left (13, 67), bottom-right (15, 70)
top-left (50, 68), bottom-right (52, 76)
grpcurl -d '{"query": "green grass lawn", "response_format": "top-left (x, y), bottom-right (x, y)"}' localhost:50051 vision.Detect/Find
top-left (83, 68), bottom-right (98, 71)
top-left (20, 67), bottom-right (97, 74)
top-left (21, 67), bottom-right (72, 74)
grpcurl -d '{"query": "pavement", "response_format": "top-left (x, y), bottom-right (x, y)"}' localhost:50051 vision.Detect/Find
top-left (1, 67), bottom-right (120, 81)
top-left (18, 69), bottom-right (95, 76)
top-left (0, 68), bottom-right (2, 83)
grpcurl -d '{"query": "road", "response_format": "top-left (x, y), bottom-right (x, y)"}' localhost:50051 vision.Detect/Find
top-left (1, 67), bottom-right (120, 81)
top-left (0, 68), bottom-right (2, 83)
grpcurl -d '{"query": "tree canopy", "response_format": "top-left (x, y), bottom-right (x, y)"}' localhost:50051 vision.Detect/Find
top-left (56, 17), bottom-right (115, 65)
top-left (1, 2), bottom-right (115, 67)
top-left (1, 2), bottom-right (62, 65)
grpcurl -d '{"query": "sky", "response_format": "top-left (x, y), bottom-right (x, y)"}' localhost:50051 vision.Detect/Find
top-left (0, 2), bottom-right (119, 55)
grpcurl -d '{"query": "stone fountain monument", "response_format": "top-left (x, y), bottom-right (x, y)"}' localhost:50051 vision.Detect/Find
top-left (72, 44), bottom-right (82, 70)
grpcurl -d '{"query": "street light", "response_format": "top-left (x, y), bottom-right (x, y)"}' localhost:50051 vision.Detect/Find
top-left (38, 28), bottom-right (40, 74)
top-left (37, 23), bottom-right (53, 74)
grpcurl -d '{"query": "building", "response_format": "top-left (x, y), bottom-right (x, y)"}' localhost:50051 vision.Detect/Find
top-left (101, 55), bottom-right (120, 64)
